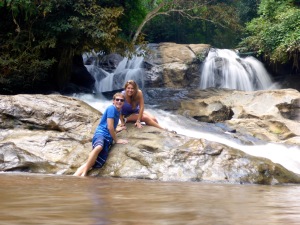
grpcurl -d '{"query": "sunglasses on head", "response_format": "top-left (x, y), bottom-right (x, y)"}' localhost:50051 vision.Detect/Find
top-left (115, 98), bottom-right (124, 102)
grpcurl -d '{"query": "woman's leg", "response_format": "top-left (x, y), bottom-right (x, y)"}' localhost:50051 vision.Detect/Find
top-left (143, 111), bottom-right (159, 124)
top-left (126, 112), bottom-right (164, 129)
top-left (125, 114), bottom-right (139, 123)
top-left (142, 112), bottom-right (164, 129)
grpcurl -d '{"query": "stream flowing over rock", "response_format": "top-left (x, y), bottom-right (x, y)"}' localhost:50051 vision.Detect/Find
top-left (1, 92), bottom-right (300, 185)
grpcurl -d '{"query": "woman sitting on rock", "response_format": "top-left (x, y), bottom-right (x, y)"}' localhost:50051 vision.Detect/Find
top-left (119, 80), bottom-right (165, 130)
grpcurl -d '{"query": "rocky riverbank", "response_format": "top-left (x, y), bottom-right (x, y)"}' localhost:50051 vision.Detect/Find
top-left (1, 89), bottom-right (299, 185)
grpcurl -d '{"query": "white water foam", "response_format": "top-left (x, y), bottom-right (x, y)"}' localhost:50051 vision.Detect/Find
top-left (86, 55), bottom-right (145, 92)
top-left (200, 49), bottom-right (278, 91)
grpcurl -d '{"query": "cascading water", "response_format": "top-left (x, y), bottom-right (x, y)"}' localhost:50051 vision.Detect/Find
top-left (84, 54), bottom-right (145, 93)
top-left (200, 49), bottom-right (276, 91)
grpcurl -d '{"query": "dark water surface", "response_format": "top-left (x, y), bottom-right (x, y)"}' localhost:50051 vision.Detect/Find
top-left (1, 173), bottom-right (300, 225)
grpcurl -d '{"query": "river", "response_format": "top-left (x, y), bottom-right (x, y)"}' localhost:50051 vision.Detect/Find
top-left (1, 172), bottom-right (300, 225)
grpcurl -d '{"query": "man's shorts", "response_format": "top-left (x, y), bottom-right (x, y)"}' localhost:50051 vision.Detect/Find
top-left (92, 135), bottom-right (112, 168)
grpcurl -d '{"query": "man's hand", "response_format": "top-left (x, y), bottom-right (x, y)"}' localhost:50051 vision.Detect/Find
top-left (116, 139), bottom-right (128, 144)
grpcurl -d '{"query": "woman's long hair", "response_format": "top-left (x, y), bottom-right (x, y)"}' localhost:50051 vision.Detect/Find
top-left (124, 80), bottom-right (139, 109)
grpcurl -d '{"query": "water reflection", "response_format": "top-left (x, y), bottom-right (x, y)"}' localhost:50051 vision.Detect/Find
top-left (1, 173), bottom-right (300, 225)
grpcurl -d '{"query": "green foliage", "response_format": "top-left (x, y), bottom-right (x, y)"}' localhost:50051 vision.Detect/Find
top-left (121, 1), bottom-right (148, 38)
top-left (240, 0), bottom-right (300, 68)
top-left (234, 0), bottom-right (259, 24)
top-left (0, 0), bottom-right (129, 93)
top-left (87, 0), bottom-right (148, 43)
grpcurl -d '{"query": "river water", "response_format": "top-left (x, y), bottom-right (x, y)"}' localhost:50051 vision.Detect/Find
top-left (1, 172), bottom-right (300, 225)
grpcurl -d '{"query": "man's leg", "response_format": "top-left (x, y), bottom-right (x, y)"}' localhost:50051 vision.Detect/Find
top-left (73, 145), bottom-right (103, 176)
top-left (73, 162), bottom-right (87, 176)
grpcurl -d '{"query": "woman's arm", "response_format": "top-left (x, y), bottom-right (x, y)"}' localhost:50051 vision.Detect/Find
top-left (119, 92), bottom-right (126, 126)
top-left (119, 113), bottom-right (126, 126)
top-left (135, 90), bottom-right (144, 128)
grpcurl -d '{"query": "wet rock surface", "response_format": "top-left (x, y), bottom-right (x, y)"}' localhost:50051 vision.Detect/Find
top-left (0, 92), bottom-right (299, 185)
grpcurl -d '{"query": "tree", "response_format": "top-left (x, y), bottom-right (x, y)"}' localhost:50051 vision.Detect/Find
top-left (240, 0), bottom-right (300, 69)
top-left (0, 0), bottom-right (127, 93)
top-left (131, 0), bottom-right (243, 45)
top-left (235, 0), bottom-right (259, 25)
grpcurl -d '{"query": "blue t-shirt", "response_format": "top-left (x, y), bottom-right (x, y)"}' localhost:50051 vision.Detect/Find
top-left (94, 104), bottom-right (120, 142)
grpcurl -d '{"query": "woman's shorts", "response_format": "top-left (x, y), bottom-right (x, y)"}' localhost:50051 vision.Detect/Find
top-left (92, 135), bottom-right (112, 168)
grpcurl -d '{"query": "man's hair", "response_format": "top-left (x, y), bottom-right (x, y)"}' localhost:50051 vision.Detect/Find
top-left (113, 92), bottom-right (124, 100)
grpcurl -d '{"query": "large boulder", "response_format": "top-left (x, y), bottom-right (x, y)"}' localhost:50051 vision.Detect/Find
top-left (145, 88), bottom-right (300, 145)
top-left (69, 55), bottom-right (95, 93)
top-left (0, 94), bottom-right (99, 174)
top-left (0, 94), bottom-right (299, 185)
top-left (95, 125), bottom-right (300, 185)
top-left (144, 43), bottom-right (211, 88)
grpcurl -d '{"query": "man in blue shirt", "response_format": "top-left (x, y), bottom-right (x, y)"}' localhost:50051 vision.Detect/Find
top-left (74, 92), bottom-right (128, 176)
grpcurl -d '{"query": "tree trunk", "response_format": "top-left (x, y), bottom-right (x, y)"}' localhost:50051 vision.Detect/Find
top-left (55, 47), bottom-right (74, 91)
top-left (132, 2), bottom-right (166, 45)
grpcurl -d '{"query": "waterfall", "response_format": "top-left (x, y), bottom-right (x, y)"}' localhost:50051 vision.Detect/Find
top-left (84, 48), bottom-right (276, 93)
top-left (84, 54), bottom-right (145, 93)
top-left (200, 49), bottom-right (276, 91)
top-left (85, 65), bottom-right (110, 92)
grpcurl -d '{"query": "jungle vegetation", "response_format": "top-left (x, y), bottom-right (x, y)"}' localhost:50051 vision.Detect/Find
top-left (240, 0), bottom-right (300, 70)
top-left (0, 0), bottom-right (299, 94)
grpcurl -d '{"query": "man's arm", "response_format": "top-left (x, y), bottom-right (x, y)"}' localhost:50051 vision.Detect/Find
top-left (107, 118), bottom-right (128, 144)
